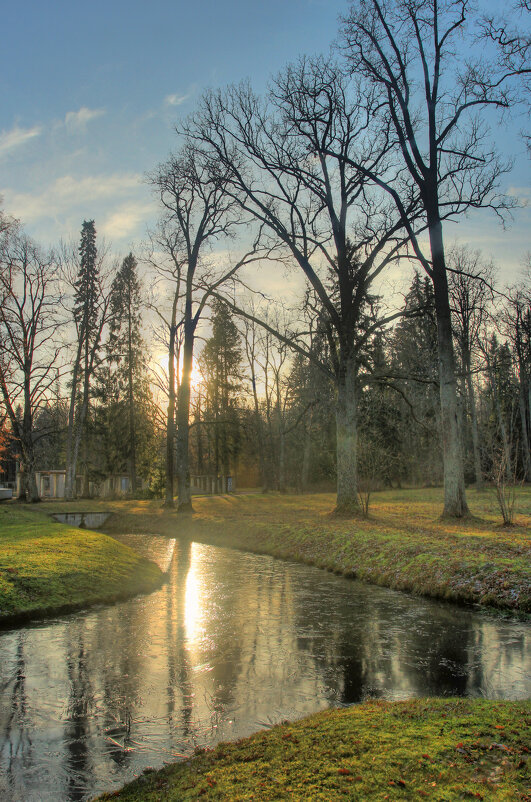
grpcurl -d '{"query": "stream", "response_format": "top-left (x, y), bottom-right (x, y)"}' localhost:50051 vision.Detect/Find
top-left (0, 534), bottom-right (529, 801)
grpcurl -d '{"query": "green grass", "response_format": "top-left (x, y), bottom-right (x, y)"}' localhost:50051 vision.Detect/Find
top-left (96, 486), bottom-right (531, 612)
top-left (0, 504), bottom-right (163, 624)
top-left (97, 697), bottom-right (531, 801)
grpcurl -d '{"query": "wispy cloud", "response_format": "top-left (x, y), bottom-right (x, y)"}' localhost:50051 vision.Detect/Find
top-left (64, 106), bottom-right (105, 133)
top-left (0, 125), bottom-right (42, 158)
top-left (100, 200), bottom-right (156, 240)
top-left (164, 92), bottom-right (190, 107)
top-left (507, 185), bottom-right (531, 200)
top-left (3, 172), bottom-right (143, 222)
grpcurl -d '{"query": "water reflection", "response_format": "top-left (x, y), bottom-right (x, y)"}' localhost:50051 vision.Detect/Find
top-left (0, 537), bottom-right (529, 801)
top-left (52, 513), bottom-right (110, 529)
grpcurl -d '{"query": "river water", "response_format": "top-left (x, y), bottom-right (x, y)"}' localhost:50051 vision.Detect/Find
top-left (0, 535), bottom-right (529, 801)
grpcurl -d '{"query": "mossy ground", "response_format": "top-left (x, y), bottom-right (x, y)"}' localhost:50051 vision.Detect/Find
top-left (84, 486), bottom-right (531, 612)
top-left (0, 504), bottom-right (163, 624)
top-left (97, 698), bottom-right (531, 801)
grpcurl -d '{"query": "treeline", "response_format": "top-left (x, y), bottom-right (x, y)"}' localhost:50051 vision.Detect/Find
top-left (0, 216), bottom-right (160, 501)
top-left (189, 267), bottom-right (531, 498)
top-left (0, 209), bottom-right (529, 509)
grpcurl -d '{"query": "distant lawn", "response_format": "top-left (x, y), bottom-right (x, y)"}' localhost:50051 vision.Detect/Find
top-left (98, 697), bottom-right (531, 801)
top-left (93, 486), bottom-right (531, 612)
top-left (0, 504), bottom-right (163, 624)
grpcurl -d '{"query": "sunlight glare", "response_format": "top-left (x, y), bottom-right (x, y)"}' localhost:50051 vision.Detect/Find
top-left (184, 547), bottom-right (204, 643)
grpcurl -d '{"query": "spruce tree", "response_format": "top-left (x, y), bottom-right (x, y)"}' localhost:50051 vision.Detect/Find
top-left (65, 220), bottom-right (102, 498)
top-left (200, 300), bottom-right (243, 478)
top-left (106, 253), bottom-right (144, 493)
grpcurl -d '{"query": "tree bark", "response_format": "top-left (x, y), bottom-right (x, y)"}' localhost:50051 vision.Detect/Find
top-left (335, 357), bottom-right (360, 514)
top-left (19, 438), bottom-right (39, 503)
top-left (429, 218), bottom-right (469, 517)
top-left (176, 318), bottom-right (194, 512)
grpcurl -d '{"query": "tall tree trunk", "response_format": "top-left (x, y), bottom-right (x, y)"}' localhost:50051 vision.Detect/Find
top-left (278, 428), bottom-right (286, 492)
top-left (335, 357), bottom-right (360, 514)
top-left (20, 437), bottom-right (39, 503)
top-left (164, 323), bottom-right (177, 508)
top-left (21, 374), bottom-right (40, 503)
top-left (196, 395), bottom-right (204, 475)
top-left (429, 218), bottom-right (469, 517)
top-left (518, 385), bottom-right (530, 481)
top-left (464, 350), bottom-right (483, 490)
top-left (301, 418), bottom-right (312, 492)
top-left (176, 318), bottom-right (194, 512)
top-left (517, 360), bottom-right (531, 482)
top-left (275, 374), bottom-right (286, 493)
top-left (81, 338), bottom-right (91, 498)
top-left (127, 301), bottom-right (137, 494)
top-left (65, 336), bottom-right (83, 500)
top-left (250, 370), bottom-right (268, 492)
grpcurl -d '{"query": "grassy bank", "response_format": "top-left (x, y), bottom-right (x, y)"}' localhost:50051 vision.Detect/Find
top-left (95, 487), bottom-right (531, 613)
top-left (98, 697), bottom-right (531, 800)
top-left (0, 504), bottom-right (163, 625)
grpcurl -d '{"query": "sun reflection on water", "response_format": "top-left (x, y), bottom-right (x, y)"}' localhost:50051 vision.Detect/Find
top-left (184, 544), bottom-right (204, 644)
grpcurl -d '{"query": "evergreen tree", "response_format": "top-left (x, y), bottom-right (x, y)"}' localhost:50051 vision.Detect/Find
top-left (483, 335), bottom-right (519, 481)
top-left (199, 300), bottom-right (243, 478)
top-left (65, 220), bottom-right (108, 498)
top-left (284, 337), bottom-right (335, 492)
top-left (391, 273), bottom-right (441, 485)
top-left (106, 253), bottom-right (143, 492)
top-left (74, 221), bottom-right (98, 337)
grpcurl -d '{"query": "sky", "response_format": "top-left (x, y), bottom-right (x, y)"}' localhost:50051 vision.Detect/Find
top-left (1, 0), bottom-right (529, 289)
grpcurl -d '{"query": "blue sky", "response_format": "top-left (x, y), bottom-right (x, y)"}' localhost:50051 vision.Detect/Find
top-left (1, 0), bottom-right (529, 285)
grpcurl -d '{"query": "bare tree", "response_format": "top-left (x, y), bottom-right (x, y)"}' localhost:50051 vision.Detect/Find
top-left (149, 144), bottom-right (261, 511)
top-left (0, 228), bottom-right (63, 501)
top-left (250, 319), bottom-right (292, 493)
top-left (185, 59), bottom-right (418, 513)
top-left (338, 0), bottom-right (527, 516)
top-left (145, 220), bottom-right (186, 507)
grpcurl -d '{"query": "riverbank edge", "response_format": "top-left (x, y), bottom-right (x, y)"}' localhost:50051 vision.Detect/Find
top-left (0, 504), bottom-right (165, 628)
top-left (101, 495), bottom-right (531, 614)
top-left (96, 698), bottom-right (531, 801)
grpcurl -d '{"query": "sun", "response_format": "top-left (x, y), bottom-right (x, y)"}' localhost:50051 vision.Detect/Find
top-left (154, 352), bottom-right (203, 391)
